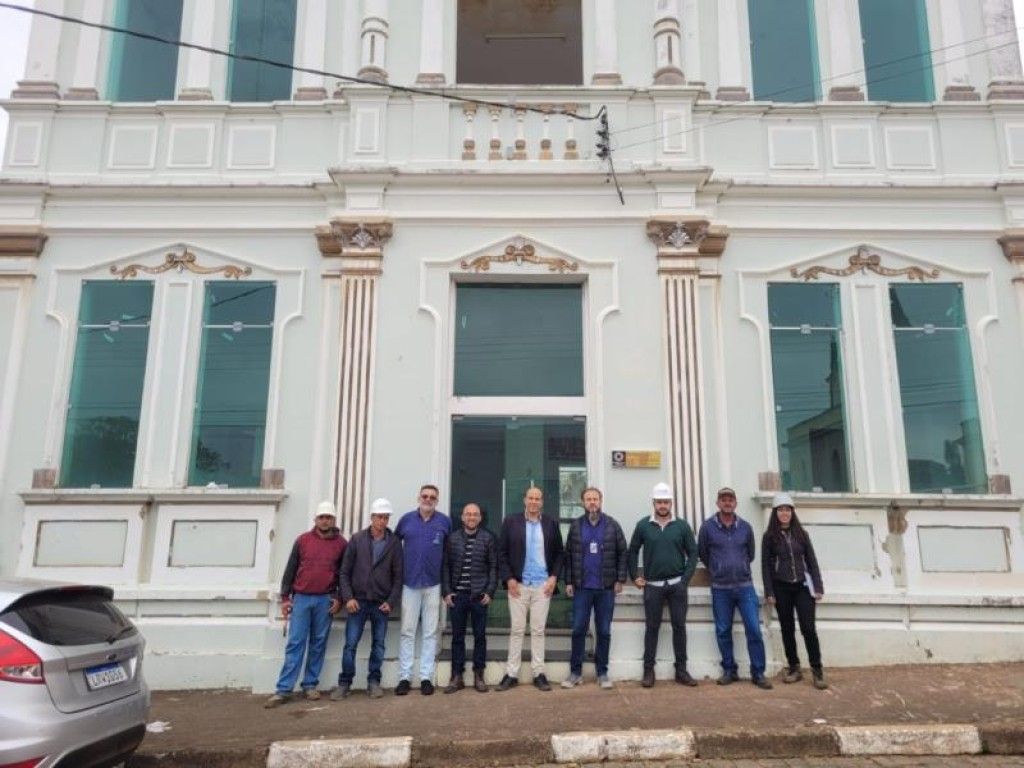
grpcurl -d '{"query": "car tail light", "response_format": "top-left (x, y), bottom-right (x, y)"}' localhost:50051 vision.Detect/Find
top-left (0, 628), bottom-right (44, 684)
top-left (0, 758), bottom-right (45, 768)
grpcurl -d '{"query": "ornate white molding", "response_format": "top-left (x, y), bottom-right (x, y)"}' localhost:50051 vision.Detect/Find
top-left (790, 247), bottom-right (940, 282)
top-left (110, 248), bottom-right (252, 279)
top-left (460, 241), bottom-right (578, 273)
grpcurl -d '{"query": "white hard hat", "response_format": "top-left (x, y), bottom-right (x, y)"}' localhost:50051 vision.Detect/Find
top-left (314, 500), bottom-right (336, 518)
top-left (771, 492), bottom-right (796, 510)
top-left (651, 482), bottom-right (674, 500)
top-left (369, 498), bottom-right (393, 516)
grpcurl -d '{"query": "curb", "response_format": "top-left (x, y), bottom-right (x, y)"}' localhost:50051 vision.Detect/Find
top-left (177, 722), bottom-right (1021, 768)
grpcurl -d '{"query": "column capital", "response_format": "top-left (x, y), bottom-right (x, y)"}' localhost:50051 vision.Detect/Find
top-left (998, 228), bottom-right (1024, 265)
top-left (0, 226), bottom-right (47, 258)
top-left (646, 218), bottom-right (728, 272)
top-left (315, 219), bottom-right (393, 273)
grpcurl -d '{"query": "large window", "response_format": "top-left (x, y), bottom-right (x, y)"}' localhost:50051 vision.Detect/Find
top-left (768, 284), bottom-right (850, 492)
top-left (228, 0), bottom-right (297, 101)
top-left (189, 282), bottom-right (276, 488)
top-left (890, 284), bottom-right (986, 494)
top-left (108, 0), bottom-right (184, 101)
top-left (60, 282), bottom-right (154, 488)
top-left (456, 0), bottom-right (582, 85)
top-left (859, 0), bottom-right (934, 102)
top-left (454, 284), bottom-right (583, 396)
top-left (747, 0), bottom-right (820, 101)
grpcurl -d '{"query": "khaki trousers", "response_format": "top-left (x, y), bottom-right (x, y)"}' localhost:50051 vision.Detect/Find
top-left (506, 584), bottom-right (551, 677)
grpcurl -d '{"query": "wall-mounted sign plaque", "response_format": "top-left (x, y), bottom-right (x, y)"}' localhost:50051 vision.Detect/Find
top-left (611, 450), bottom-right (661, 469)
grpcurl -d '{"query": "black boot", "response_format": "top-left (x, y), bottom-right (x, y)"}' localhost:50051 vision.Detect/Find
top-left (812, 667), bottom-right (828, 689)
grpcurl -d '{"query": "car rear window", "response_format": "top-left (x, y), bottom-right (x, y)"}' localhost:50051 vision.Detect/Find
top-left (0, 590), bottom-right (137, 646)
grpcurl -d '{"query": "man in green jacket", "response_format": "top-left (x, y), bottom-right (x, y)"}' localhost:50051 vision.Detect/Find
top-left (627, 482), bottom-right (699, 688)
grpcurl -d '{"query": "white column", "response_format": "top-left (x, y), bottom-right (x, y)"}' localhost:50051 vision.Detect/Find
top-left (358, 0), bottom-right (390, 83)
top-left (178, 0), bottom-right (216, 100)
top-left (938, 0), bottom-right (980, 100)
top-left (13, 0), bottom-right (63, 98)
top-left (294, 0), bottom-right (329, 99)
top-left (983, 0), bottom-right (1024, 99)
top-left (415, 0), bottom-right (445, 85)
top-left (681, 0), bottom-right (702, 89)
top-left (653, 0), bottom-right (685, 85)
top-left (715, 0), bottom-right (750, 100)
top-left (66, 0), bottom-right (104, 99)
top-left (592, 0), bottom-right (621, 85)
top-left (825, 0), bottom-right (865, 100)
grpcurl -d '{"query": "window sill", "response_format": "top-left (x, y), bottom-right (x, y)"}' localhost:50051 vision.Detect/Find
top-left (753, 491), bottom-right (1022, 511)
top-left (19, 487), bottom-right (288, 505)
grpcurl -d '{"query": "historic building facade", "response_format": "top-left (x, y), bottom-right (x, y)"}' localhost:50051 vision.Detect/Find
top-left (2, 0), bottom-right (1024, 690)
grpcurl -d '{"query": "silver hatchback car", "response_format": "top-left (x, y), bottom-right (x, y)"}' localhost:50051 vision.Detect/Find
top-left (0, 579), bottom-right (150, 768)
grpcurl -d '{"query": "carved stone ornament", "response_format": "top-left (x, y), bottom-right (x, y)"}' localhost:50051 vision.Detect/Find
top-left (645, 219), bottom-right (728, 256)
top-left (315, 220), bottom-right (394, 258)
top-left (460, 241), bottom-right (578, 273)
top-left (110, 248), bottom-right (252, 280)
top-left (790, 247), bottom-right (939, 282)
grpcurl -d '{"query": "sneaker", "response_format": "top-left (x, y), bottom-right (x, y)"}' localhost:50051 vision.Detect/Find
top-left (716, 671), bottom-right (739, 686)
top-left (395, 679), bottom-right (411, 696)
top-left (263, 693), bottom-right (289, 708)
top-left (812, 668), bottom-right (829, 690)
top-left (598, 675), bottom-right (614, 690)
top-left (302, 688), bottom-right (321, 701)
top-left (533, 673), bottom-right (552, 692)
top-left (752, 676), bottom-right (774, 690)
top-left (367, 681), bottom-right (384, 699)
top-left (783, 665), bottom-right (803, 684)
top-left (641, 669), bottom-right (655, 688)
top-left (495, 674), bottom-right (518, 691)
top-left (328, 684), bottom-right (350, 701)
top-left (420, 679), bottom-right (435, 696)
top-left (675, 670), bottom-right (698, 687)
top-left (560, 673), bottom-right (583, 689)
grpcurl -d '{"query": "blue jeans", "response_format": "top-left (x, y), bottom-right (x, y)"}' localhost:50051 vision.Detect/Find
top-left (448, 592), bottom-right (488, 673)
top-left (711, 585), bottom-right (766, 678)
top-left (339, 601), bottom-right (389, 685)
top-left (275, 593), bottom-right (333, 695)
top-left (570, 588), bottom-right (616, 677)
top-left (398, 585), bottom-right (442, 681)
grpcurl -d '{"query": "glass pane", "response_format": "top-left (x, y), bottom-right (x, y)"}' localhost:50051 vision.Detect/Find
top-left (189, 282), bottom-right (276, 488)
top-left (769, 329), bottom-right (850, 491)
top-left (456, 0), bottom-right (583, 85)
top-left (890, 283), bottom-right (966, 328)
top-left (859, 0), bottom-right (934, 102)
top-left (454, 284), bottom-right (583, 396)
top-left (768, 282), bottom-right (840, 327)
top-left (108, 0), bottom-right (183, 101)
top-left (0, 591), bottom-right (135, 647)
top-left (747, 0), bottom-right (820, 101)
top-left (60, 282), bottom-right (154, 488)
top-left (892, 284), bottom-right (986, 493)
top-left (450, 416), bottom-right (583, 628)
top-left (229, 0), bottom-right (297, 101)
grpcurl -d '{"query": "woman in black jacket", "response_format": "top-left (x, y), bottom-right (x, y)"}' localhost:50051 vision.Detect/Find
top-left (761, 492), bottom-right (827, 689)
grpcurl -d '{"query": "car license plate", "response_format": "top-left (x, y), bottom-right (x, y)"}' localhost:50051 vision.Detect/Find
top-left (84, 662), bottom-right (128, 690)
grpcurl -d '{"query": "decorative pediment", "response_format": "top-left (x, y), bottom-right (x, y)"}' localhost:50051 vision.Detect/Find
top-left (460, 239), bottom-right (578, 274)
top-left (790, 246), bottom-right (939, 282)
top-left (110, 247), bottom-right (251, 279)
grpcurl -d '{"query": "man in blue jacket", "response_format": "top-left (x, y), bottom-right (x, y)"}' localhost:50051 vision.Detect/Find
top-left (697, 487), bottom-right (772, 690)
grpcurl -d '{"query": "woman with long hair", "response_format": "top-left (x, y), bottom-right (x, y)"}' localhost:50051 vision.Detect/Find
top-left (761, 492), bottom-right (827, 689)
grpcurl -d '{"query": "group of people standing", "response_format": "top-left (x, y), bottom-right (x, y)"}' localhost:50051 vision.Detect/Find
top-left (264, 482), bottom-right (828, 707)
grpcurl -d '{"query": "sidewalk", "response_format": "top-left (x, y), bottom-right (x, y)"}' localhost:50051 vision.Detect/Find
top-left (129, 662), bottom-right (1024, 767)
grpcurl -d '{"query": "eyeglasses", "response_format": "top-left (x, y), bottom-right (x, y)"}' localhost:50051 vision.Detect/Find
top-left (420, 494), bottom-right (438, 501)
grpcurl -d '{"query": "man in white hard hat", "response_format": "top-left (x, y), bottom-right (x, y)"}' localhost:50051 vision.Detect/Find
top-left (265, 501), bottom-right (347, 708)
top-left (331, 498), bottom-right (403, 700)
top-left (627, 482), bottom-right (699, 688)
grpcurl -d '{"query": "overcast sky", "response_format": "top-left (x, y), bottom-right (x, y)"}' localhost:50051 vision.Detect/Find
top-left (2, 1), bottom-right (1024, 151)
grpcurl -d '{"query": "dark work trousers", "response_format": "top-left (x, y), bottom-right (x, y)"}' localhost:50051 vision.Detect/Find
top-left (642, 580), bottom-right (689, 673)
top-left (449, 592), bottom-right (488, 673)
top-left (772, 579), bottom-right (822, 669)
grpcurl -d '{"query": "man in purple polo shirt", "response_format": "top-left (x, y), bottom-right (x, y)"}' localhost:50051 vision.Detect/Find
top-left (394, 483), bottom-right (451, 695)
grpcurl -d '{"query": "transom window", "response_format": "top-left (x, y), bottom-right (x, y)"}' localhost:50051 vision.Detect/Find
top-left (767, 283), bottom-right (851, 492)
top-left (456, 0), bottom-right (583, 85)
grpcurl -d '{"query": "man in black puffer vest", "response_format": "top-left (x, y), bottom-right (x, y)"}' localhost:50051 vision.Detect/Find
top-left (561, 487), bottom-right (628, 690)
top-left (441, 502), bottom-right (497, 693)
